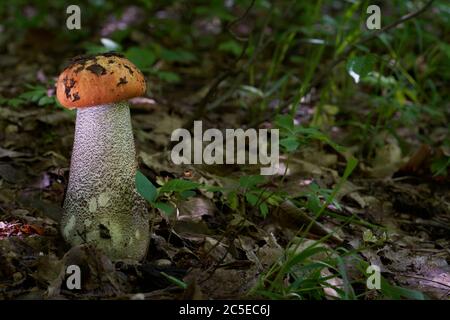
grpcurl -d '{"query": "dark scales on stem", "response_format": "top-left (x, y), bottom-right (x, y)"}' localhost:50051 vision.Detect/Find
top-left (98, 224), bottom-right (111, 239)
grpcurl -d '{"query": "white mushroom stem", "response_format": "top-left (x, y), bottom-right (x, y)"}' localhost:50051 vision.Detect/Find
top-left (61, 102), bottom-right (149, 261)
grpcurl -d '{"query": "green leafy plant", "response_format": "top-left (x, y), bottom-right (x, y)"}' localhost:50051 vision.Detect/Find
top-left (85, 38), bottom-right (122, 55)
top-left (346, 54), bottom-right (376, 84)
top-left (218, 40), bottom-right (243, 56)
top-left (237, 175), bottom-right (280, 217)
top-left (275, 114), bottom-right (343, 153)
top-left (125, 47), bottom-right (156, 71)
top-left (253, 236), bottom-right (426, 300)
top-left (431, 155), bottom-right (450, 176)
top-left (252, 239), bottom-right (356, 300)
top-left (135, 171), bottom-right (200, 215)
top-left (206, 175), bottom-right (283, 218)
top-left (303, 182), bottom-right (342, 214)
top-left (0, 84), bottom-right (56, 108)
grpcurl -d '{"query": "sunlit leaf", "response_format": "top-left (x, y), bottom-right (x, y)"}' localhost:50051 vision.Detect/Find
top-left (260, 202), bottom-right (269, 217)
top-left (125, 47), bottom-right (156, 70)
top-left (160, 272), bottom-right (187, 289)
top-left (161, 49), bottom-right (196, 63)
top-left (135, 171), bottom-right (157, 203)
top-left (219, 40), bottom-right (243, 56)
top-left (154, 202), bottom-right (175, 215)
top-left (159, 179), bottom-right (200, 194)
top-left (180, 190), bottom-right (196, 199)
top-left (275, 114), bottom-right (295, 132)
top-left (155, 70), bottom-right (181, 83)
top-left (239, 175), bottom-right (265, 189)
top-left (280, 137), bottom-right (300, 152)
top-left (245, 193), bottom-right (259, 206)
top-left (346, 55), bottom-right (375, 84)
top-left (240, 85), bottom-right (264, 98)
top-left (227, 191), bottom-right (238, 210)
top-left (100, 38), bottom-right (121, 51)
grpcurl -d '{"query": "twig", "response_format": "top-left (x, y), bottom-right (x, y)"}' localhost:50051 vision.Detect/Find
top-left (199, 219), bottom-right (247, 284)
top-left (397, 273), bottom-right (450, 290)
top-left (279, 200), bottom-right (344, 244)
top-left (226, 0), bottom-right (256, 42)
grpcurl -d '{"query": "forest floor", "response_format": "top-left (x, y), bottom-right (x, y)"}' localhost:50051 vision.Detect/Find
top-left (0, 1), bottom-right (449, 300)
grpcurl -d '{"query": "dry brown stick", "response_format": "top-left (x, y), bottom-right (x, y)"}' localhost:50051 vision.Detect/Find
top-left (396, 273), bottom-right (450, 290)
top-left (199, 220), bottom-right (247, 285)
top-left (279, 200), bottom-right (344, 244)
top-left (226, 0), bottom-right (256, 42)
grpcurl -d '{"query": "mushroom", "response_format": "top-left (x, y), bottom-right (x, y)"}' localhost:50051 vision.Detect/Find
top-left (56, 52), bottom-right (149, 261)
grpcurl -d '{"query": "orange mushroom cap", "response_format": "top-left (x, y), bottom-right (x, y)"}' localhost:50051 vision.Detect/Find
top-left (56, 53), bottom-right (146, 109)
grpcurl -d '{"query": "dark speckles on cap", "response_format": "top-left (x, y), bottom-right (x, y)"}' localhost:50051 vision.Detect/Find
top-left (86, 64), bottom-right (107, 76)
top-left (117, 77), bottom-right (128, 86)
top-left (63, 77), bottom-right (76, 99)
top-left (123, 64), bottom-right (134, 75)
top-left (65, 52), bottom-right (124, 71)
top-left (101, 52), bottom-right (124, 58)
top-left (74, 66), bottom-right (84, 73)
top-left (72, 92), bottom-right (80, 102)
top-left (64, 87), bottom-right (71, 99)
